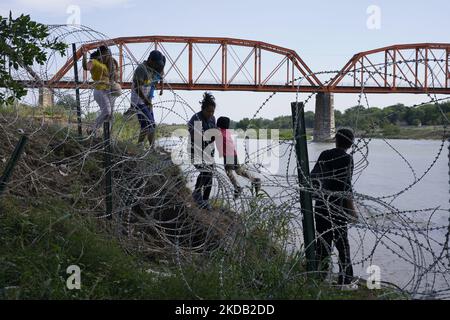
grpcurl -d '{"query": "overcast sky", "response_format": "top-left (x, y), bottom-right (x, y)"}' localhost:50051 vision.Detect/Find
top-left (2, 0), bottom-right (449, 122)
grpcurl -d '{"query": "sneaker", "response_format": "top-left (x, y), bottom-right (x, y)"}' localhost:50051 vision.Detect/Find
top-left (234, 186), bottom-right (242, 199)
top-left (252, 178), bottom-right (261, 195)
top-left (124, 106), bottom-right (136, 116)
top-left (199, 200), bottom-right (213, 211)
top-left (340, 282), bottom-right (359, 291)
top-left (192, 190), bottom-right (203, 205)
top-left (337, 277), bottom-right (359, 291)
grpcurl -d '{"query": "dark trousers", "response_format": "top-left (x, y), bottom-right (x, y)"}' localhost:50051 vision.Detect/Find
top-left (314, 200), bottom-right (353, 284)
top-left (194, 165), bottom-right (213, 201)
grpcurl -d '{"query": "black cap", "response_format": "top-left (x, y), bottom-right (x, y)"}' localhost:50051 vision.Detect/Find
top-left (149, 50), bottom-right (165, 64)
top-left (217, 116), bottom-right (230, 129)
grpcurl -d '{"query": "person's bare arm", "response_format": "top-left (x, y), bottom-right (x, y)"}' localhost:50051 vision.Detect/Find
top-left (346, 197), bottom-right (356, 215)
top-left (82, 53), bottom-right (92, 71)
top-left (346, 197), bottom-right (358, 223)
top-left (345, 154), bottom-right (358, 222)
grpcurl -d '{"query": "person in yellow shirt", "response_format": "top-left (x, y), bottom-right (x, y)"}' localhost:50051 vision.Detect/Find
top-left (82, 46), bottom-right (118, 136)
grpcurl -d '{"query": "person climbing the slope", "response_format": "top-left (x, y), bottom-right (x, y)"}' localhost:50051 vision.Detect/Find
top-left (128, 50), bottom-right (166, 148)
top-left (188, 92), bottom-right (217, 210)
top-left (82, 45), bottom-right (119, 136)
top-left (216, 116), bottom-right (261, 198)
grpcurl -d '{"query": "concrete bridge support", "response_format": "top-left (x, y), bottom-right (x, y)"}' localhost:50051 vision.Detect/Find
top-left (313, 92), bottom-right (335, 142)
top-left (38, 88), bottom-right (54, 107)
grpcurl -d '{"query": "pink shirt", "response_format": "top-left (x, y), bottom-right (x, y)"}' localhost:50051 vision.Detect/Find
top-left (216, 128), bottom-right (237, 157)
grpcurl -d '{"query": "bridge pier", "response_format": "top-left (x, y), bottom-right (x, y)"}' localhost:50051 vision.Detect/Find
top-left (38, 88), bottom-right (54, 107)
top-left (313, 92), bottom-right (335, 142)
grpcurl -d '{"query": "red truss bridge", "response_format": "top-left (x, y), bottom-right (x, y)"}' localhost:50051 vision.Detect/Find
top-left (27, 36), bottom-right (450, 94)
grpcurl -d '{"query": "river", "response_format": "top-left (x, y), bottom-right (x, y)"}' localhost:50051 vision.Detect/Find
top-left (159, 136), bottom-right (450, 297)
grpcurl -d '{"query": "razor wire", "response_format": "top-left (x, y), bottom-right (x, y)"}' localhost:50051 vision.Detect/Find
top-left (0, 24), bottom-right (449, 299)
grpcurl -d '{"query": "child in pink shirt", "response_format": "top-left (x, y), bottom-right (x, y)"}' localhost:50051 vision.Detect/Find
top-left (216, 117), bottom-right (261, 198)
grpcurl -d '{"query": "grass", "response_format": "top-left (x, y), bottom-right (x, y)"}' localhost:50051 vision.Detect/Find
top-left (0, 196), bottom-right (160, 299)
top-left (0, 108), bottom-right (404, 300)
top-left (239, 126), bottom-right (449, 141)
top-left (362, 125), bottom-right (450, 140)
top-left (0, 195), bottom-right (400, 299)
top-left (267, 126), bottom-right (449, 141)
top-left (4, 103), bottom-right (446, 141)
top-left (0, 103), bottom-right (187, 143)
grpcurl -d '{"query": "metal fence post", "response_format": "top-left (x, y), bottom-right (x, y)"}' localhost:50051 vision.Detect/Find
top-left (72, 43), bottom-right (82, 137)
top-left (0, 133), bottom-right (28, 197)
top-left (291, 102), bottom-right (317, 274)
top-left (104, 121), bottom-right (113, 219)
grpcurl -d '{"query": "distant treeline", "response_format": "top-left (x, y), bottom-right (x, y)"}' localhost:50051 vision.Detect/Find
top-left (232, 102), bottom-right (450, 131)
top-left (52, 95), bottom-right (450, 133)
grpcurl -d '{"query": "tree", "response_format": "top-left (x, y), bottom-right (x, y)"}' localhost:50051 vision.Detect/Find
top-left (411, 119), bottom-right (421, 127)
top-left (56, 94), bottom-right (77, 110)
top-left (271, 116), bottom-right (291, 129)
top-left (383, 103), bottom-right (406, 124)
top-left (235, 117), bottom-right (250, 130)
top-left (304, 111), bottom-right (315, 128)
top-left (382, 123), bottom-right (400, 136)
top-left (334, 109), bottom-right (343, 127)
top-left (0, 12), bottom-right (67, 105)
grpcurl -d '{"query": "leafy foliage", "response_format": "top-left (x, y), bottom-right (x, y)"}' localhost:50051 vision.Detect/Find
top-left (0, 12), bottom-right (67, 105)
top-left (232, 102), bottom-right (450, 131)
top-left (56, 94), bottom-right (77, 110)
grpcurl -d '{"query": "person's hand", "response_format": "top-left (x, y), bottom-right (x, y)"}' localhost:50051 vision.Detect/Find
top-left (347, 208), bottom-right (359, 224)
top-left (346, 198), bottom-right (359, 224)
top-left (82, 52), bottom-right (90, 70)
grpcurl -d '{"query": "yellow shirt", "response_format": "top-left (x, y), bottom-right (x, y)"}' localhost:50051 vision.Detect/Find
top-left (90, 59), bottom-right (109, 90)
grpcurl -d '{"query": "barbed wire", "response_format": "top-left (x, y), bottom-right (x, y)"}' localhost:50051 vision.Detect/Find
top-left (1, 24), bottom-right (449, 299)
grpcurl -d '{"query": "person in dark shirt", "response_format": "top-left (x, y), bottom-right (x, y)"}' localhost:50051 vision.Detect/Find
top-left (310, 128), bottom-right (357, 286)
top-left (188, 92), bottom-right (217, 210)
top-left (129, 50), bottom-right (166, 149)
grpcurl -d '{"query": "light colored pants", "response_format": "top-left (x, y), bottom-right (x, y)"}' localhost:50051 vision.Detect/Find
top-left (93, 89), bottom-right (116, 132)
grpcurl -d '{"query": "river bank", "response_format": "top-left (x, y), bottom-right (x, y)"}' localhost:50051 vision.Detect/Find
top-left (0, 117), bottom-right (401, 299)
top-left (231, 126), bottom-right (449, 141)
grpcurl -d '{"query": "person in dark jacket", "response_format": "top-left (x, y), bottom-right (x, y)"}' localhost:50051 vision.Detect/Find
top-left (188, 92), bottom-right (217, 210)
top-left (310, 128), bottom-right (358, 287)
